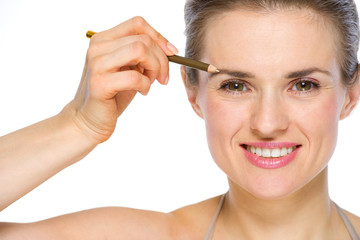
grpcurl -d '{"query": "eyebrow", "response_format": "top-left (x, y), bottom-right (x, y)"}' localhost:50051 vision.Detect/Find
top-left (209, 70), bottom-right (255, 79)
top-left (285, 67), bottom-right (331, 78)
top-left (209, 67), bottom-right (332, 79)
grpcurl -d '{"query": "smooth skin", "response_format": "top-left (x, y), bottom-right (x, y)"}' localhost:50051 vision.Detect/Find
top-left (183, 9), bottom-right (360, 239)
top-left (1, 9), bottom-right (360, 240)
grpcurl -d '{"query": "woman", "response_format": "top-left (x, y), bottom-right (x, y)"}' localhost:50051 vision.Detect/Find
top-left (1, 0), bottom-right (360, 239)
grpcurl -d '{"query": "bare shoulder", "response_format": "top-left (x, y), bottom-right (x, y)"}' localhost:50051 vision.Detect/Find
top-left (170, 194), bottom-right (224, 239)
top-left (0, 196), bottom-right (222, 240)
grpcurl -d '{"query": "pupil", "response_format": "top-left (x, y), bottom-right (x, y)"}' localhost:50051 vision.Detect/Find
top-left (297, 81), bottom-right (311, 91)
top-left (230, 82), bottom-right (242, 91)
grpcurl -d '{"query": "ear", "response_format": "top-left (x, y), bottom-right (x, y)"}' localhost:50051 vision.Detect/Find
top-left (340, 65), bottom-right (360, 120)
top-left (181, 66), bottom-right (203, 118)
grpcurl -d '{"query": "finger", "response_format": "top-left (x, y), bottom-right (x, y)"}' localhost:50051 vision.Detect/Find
top-left (91, 70), bottom-right (152, 100)
top-left (88, 34), bottom-right (156, 58)
top-left (88, 34), bottom-right (169, 84)
top-left (109, 71), bottom-right (152, 96)
top-left (90, 41), bottom-right (165, 84)
top-left (93, 16), bottom-right (178, 56)
top-left (129, 35), bottom-right (169, 85)
top-left (122, 35), bottom-right (169, 85)
top-left (89, 34), bottom-right (169, 84)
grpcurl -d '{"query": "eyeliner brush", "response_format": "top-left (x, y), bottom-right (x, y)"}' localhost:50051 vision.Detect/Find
top-left (86, 31), bottom-right (219, 73)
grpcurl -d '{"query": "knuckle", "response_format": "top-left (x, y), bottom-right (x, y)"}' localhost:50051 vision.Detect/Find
top-left (128, 71), bottom-right (142, 85)
top-left (153, 58), bottom-right (161, 72)
top-left (160, 54), bottom-right (169, 67)
top-left (131, 16), bottom-right (147, 28)
top-left (128, 70), bottom-right (150, 94)
top-left (87, 46), bottom-right (98, 60)
top-left (131, 41), bottom-right (148, 56)
top-left (141, 79), bottom-right (151, 93)
top-left (138, 34), bottom-right (153, 47)
top-left (87, 41), bottom-right (104, 59)
top-left (153, 30), bottom-right (163, 42)
top-left (158, 57), bottom-right (168, 75)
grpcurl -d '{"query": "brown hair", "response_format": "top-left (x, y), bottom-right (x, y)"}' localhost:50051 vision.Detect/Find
top-left (184, 0), bottom-right (359, 87)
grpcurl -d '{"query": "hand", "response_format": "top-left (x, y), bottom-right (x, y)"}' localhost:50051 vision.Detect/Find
top-left (64, 16), bottom-right (178, 144)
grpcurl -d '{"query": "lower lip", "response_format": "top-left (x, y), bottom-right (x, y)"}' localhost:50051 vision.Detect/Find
top-left (241, 146), bottom-right (300, 169)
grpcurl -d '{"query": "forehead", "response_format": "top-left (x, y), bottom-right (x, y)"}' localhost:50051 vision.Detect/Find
top-left (202, 9), bottom-right (339, 77)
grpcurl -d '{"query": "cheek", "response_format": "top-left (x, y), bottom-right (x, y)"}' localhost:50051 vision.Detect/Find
top-left (289, 92), bottom-right (343, 182)
top-left (200, 93), bottom-right (251, 163)
top-left (294, 95), bottom-right (340, 147)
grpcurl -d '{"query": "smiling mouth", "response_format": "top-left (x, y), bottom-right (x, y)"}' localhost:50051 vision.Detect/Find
top-left (241, 144), bottom-right (302, 158)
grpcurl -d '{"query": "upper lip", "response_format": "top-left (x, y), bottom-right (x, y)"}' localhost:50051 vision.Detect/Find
top-left (241, 142), bottom-right (301, 149)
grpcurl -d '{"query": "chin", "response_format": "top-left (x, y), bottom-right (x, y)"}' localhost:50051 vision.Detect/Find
top-left (247, 186), bottom-right (297, 201)
top-left (230, 173), bottom-right (303, 201)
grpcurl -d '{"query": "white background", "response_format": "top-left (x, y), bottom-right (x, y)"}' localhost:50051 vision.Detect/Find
top-left (0, 0), bottom-right (359, 222)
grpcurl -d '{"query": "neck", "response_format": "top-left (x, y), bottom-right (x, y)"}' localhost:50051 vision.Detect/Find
top-left (220, 168), bottom-right (345, 240)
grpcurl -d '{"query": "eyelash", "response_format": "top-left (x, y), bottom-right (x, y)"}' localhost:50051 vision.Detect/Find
top-left (288, 78), bottom-right (320, 96)
top-left (219, 78), bottom-right (320, 96)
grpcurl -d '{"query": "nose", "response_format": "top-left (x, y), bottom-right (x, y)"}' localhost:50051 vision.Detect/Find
top-left (250, 92), bottom-right (289, 138)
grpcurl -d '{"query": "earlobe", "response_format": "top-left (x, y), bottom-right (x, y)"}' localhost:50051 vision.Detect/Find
top-left (180, 66), bottom-right (204, 119)
top-left (340, 65), bottom-right (360, 120)
top-left (340, 95), bottom-right (353, 120)
top-left (192, 103), bottom-right (204, 119)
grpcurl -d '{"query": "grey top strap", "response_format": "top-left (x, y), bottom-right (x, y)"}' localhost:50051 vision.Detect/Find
top-left (334, 202), bottom-right (360, 240)
top-left (203, 193), bottom-right (226, 240)
top-left (203, 196), bottom-right (359, 240)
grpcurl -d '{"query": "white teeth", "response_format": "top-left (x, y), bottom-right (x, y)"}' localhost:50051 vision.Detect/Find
top-left (262, 149), bottom-right (271, 157)
top-left (251, 146), bottom-right (256, 154)
top-left (271, 148), bottom-right (281, 158)
top-left (280, 148), bottom-right (288, 156)
top-left (246, 145), bottom-right (297, 158)
top-left (256, 147), bottom-right (262, 156)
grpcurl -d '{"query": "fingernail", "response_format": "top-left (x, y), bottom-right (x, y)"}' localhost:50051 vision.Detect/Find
top-left (167, 42), bottom-right (179, 55)
top-left (165, 75), bottom-right (169, 85)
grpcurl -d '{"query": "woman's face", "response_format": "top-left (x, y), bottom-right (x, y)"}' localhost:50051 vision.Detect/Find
top-left (192, 9), bottom-right (353, 199)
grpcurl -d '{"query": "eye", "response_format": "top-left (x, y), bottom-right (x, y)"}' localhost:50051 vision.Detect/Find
top-left (290, 79), bottom-right (320, 94)
top-left (220, 80), bottom-right (248, 92)
top-left (293, 81), bottom-right (313, 91)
